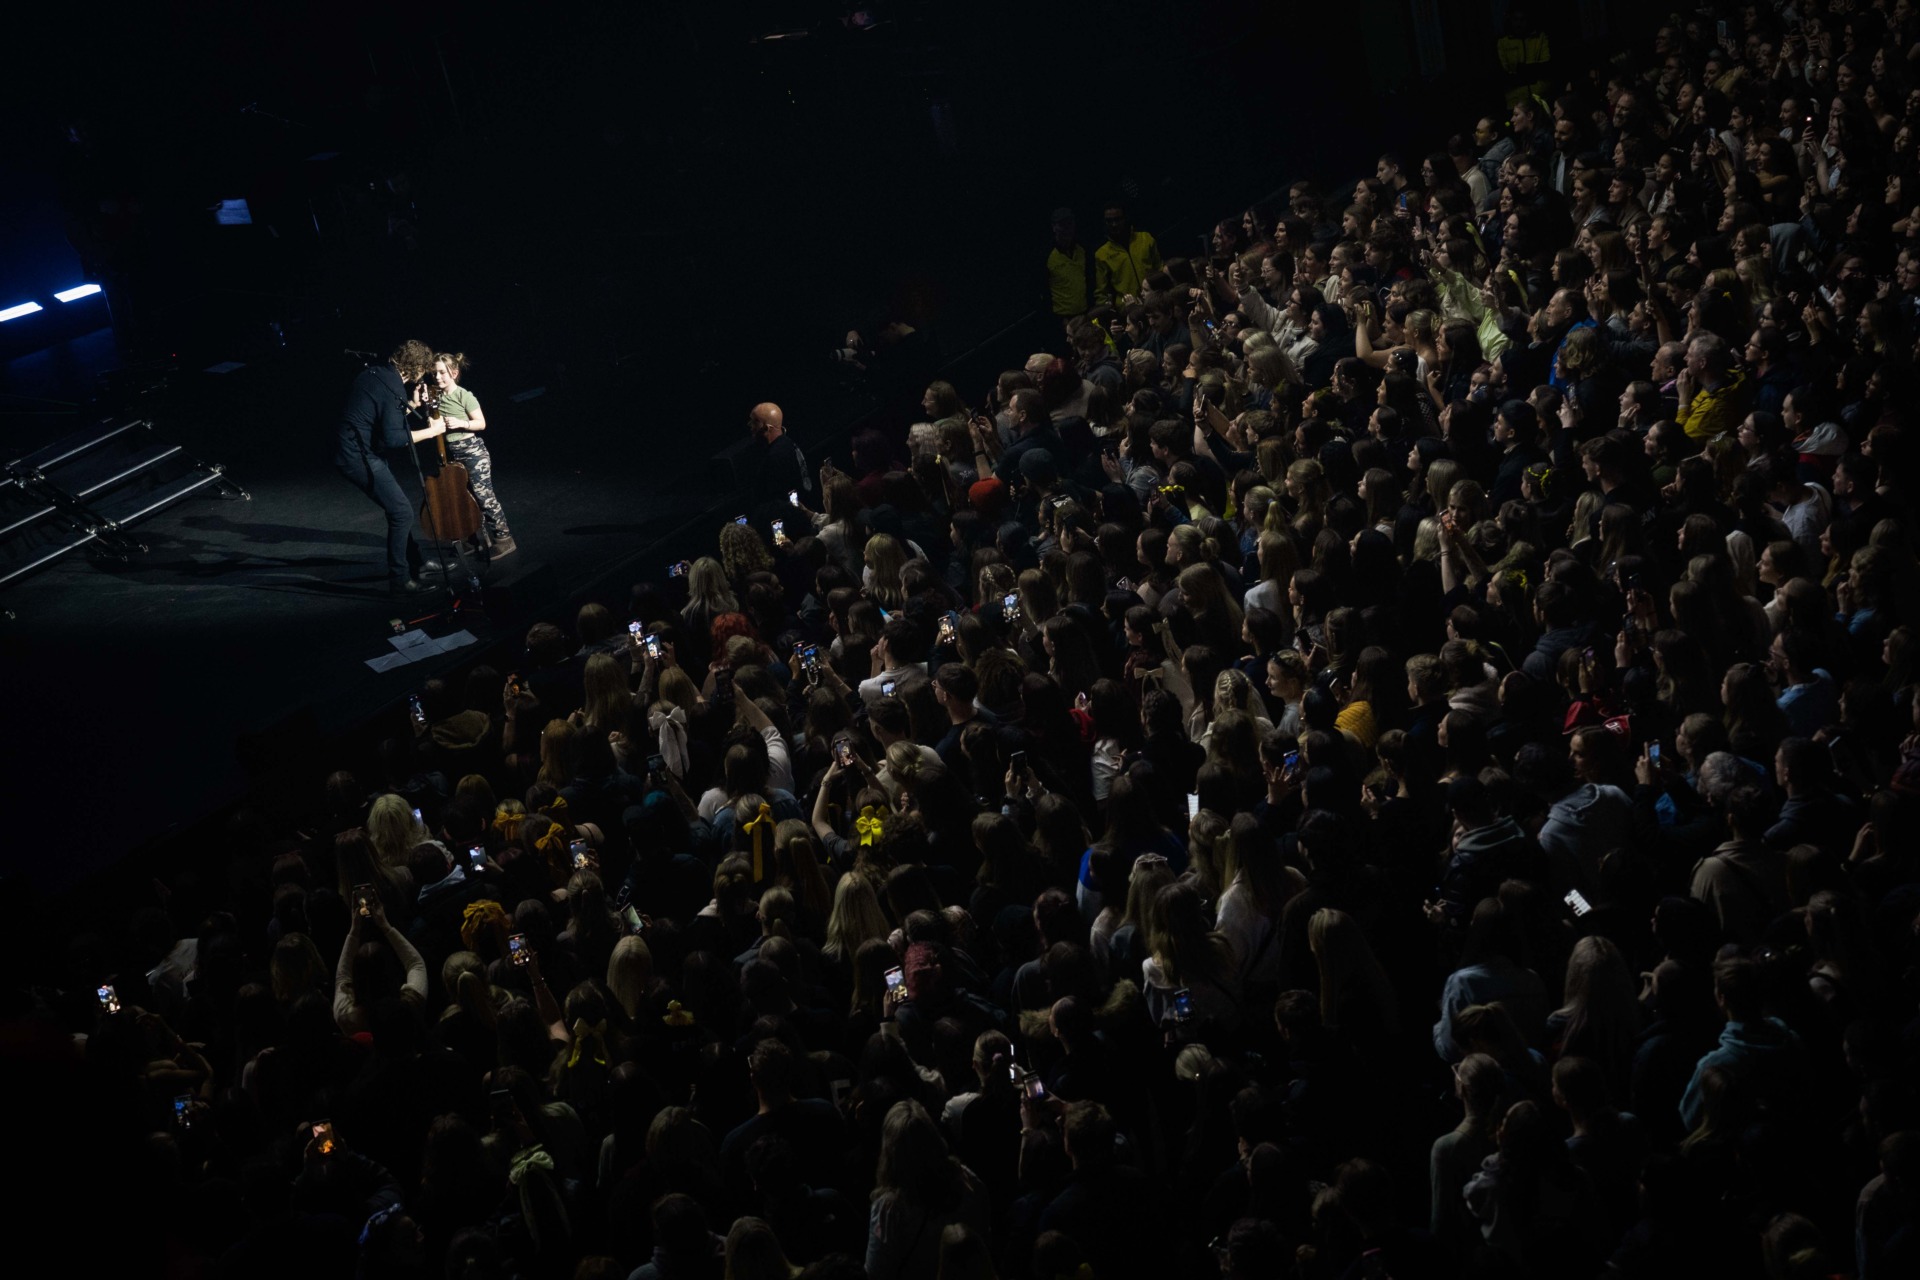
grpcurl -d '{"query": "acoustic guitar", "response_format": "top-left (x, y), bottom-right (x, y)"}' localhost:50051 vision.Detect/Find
top-left (418, 393), bottom-right (484, 545)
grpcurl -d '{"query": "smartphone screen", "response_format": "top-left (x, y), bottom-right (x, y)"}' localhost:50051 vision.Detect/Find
top-left (669, 560), bottom-right (687, 577)
top-left (508, 932), bottom-right (530, 965)
top-left (570, 840), bottom-right (592, 869)
top-left (788, 489), bottom-right (800, 506)
top-left (884, 966), bottom-right (904, 998)
top-left (938, 612), bottom-right (957, 644)
top-left (312, 1120), bottom-right (335, 1153)
top-left (353, 884), bottom-right (374, 918)
top-left (622, 905), bottom-right (645, 936)
top-left (772, 520), bottom-right (785, 538)
top-left (1564, 889), bottom-right (1592, 917)
top-left (1010, 750), bottom-right (1027, 773)
top-left (408, 694), bottom-right (426, 727)
top-left (468, 846), bottom-right (486, 872)
top-left (1002, 591), bottom-right (1020, 621)
top-left (833, 739), bottom-right (854, 767)
top-left (411, 807), bottom-right (422, 824)
top-left (97, 984), bottom-right (119, 1013)
top-left (647, 753), bottom-right (665, 777)
top-left (881, 680), bottom-right (897, 698)
top-left (1648, 742), bottom-right (1662, 764)
top-left (1173, 987), bottom-right (1195, 1021)
top-left (1283, 750), bottom-right (1300, 772)
top-left (645, 634), bottom-right (661, 659)
top-left (1186, 792), bottom-right (1200, 820)
top-left (734, 514), bottom-right (748, 525)
top-left (628, 620), bottom-right (644, 642)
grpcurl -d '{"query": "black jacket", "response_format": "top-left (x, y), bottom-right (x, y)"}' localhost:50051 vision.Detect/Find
top-left (334, 365), bottom-right (411, 469)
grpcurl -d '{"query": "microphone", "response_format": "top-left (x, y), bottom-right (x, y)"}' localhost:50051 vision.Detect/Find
top-left (343, 348), bottom-right (384, 361)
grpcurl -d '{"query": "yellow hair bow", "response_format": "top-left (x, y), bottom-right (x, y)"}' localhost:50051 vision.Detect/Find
top-left (534, 826), bottom-right (568, 856)
top-left (539, 796), bottom-right (569, 818)
top-left (662, 999), bottom-right (694, 1028)
top-left (742, 802), bottom-right (776, 881)
top-left (492, 811), bottom-right (525, 842)
top-left (855, 805), bottom-right (885, 847)
top-left (460, 899), bottom-right (508, 952)
top-left (567, 1017), bottom-right (609, 1069)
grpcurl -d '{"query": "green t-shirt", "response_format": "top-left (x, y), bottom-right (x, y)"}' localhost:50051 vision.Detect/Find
top-left (438, 384), bottom-right (481, 441)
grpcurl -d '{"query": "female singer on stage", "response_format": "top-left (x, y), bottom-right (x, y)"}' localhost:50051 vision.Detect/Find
top-left (434, 352), bottom-right (517, 560)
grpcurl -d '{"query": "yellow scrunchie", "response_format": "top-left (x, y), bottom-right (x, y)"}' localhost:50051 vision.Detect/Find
top-left (741, 802), bottom-right (775, 882)
top-left (460, 900), bottom-right (508, 953)
top-left (567, 1017), bottom-right (609, 1069)
top-left (855, 805), bottom-right (885, 847)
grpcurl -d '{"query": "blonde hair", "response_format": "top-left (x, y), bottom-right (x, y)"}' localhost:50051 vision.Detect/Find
top-left (685, 556), bottom-right (738, 614)
top-left (1185, 809), bottom-right (1233, 902)
top-left (657, 665), bottom-right (699, 711)
top-left (824, 873), bottom-right (889, 960)
top-left (366, 793), bottom-right (421, 867)
top-left (864, 533), bottom-right (909, 610)
top-left (607, 935), bottom-right (655, 1020)
top-left (1211, 669), bottom-right (1259, 721)
top-left (885, 740), bottom-right (929, 789)
top-left (1168, 523), bottom-right (1219, 566)
top-left (1256, 529), bottom-right (1299, 587)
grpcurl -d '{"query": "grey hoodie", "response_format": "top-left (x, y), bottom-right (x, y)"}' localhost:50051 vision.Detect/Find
top-left (1678, 1016), bottom-right (1808, 1130)
top-left (1538, 783), bottom-right (1633, 895)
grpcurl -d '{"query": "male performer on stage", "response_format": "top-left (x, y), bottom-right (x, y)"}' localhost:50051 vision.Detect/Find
top-left (334, 340), bottom-right (448, 595)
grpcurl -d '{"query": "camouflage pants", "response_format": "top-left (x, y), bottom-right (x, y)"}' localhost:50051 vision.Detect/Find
top-left (445, 435), bottom-right (511, 541)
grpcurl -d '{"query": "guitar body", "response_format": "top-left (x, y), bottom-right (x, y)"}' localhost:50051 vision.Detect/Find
top-left (420, 434), bottom-right (484, 543)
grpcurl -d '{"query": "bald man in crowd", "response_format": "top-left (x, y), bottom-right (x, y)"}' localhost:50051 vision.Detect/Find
top-left (747, 401), bottom-right (811, 521)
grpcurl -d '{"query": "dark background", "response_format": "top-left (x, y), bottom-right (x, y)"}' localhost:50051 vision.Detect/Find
top-left (0, 1), bottom-right (1651, 897)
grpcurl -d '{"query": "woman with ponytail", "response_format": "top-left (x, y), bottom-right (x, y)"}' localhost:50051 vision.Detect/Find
top-left (437, 950), bottom-right (501, 1076)
top-left (771, 818), bottom-right (832, 937)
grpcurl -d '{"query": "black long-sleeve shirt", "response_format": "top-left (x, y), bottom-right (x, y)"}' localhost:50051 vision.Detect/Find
top-left (334, 365), bottom-right (411, 468)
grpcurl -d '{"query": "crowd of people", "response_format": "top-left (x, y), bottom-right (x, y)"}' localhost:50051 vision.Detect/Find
top-left (64, 5), bottom-right (1920, 1279)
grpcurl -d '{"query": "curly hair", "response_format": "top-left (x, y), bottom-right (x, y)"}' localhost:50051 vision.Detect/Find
top-left (719, 522), bottom-right (774, 583)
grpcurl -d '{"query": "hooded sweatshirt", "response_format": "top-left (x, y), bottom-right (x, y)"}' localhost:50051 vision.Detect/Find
top-left (1437, 818), bottom-right (1538, 928)
top-left (1538, 783), bottom-right (1633, 895)
top-left (1678, 1016), bottom-right (1808, 1131)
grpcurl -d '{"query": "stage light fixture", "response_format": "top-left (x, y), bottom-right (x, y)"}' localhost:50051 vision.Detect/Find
top-left (0, 302), bottom-right (45, 322)
top-left (54, 285), bottom-right (102, 302)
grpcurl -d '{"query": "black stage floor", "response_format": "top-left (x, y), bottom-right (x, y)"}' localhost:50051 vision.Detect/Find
top-left (0, 328), bottom-right (748, 896)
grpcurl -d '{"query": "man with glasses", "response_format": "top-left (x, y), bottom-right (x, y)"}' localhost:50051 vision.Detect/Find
top-left (1514, 158), bottom-right (1570, 235)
